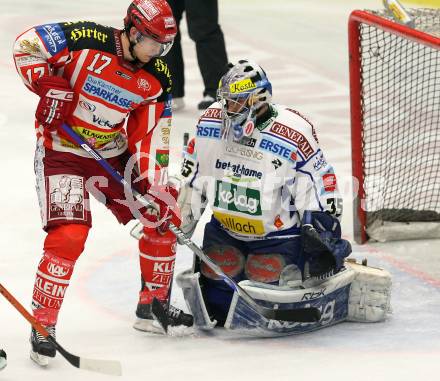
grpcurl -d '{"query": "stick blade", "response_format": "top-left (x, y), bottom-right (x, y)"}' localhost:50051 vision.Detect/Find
top-left (79, 357), bottom-right (122, 376)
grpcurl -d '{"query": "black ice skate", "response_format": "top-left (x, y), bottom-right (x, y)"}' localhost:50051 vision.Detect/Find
top-left (133, 300), bottom-right (193, 334)
top-left (30, 326), bottom-right (56, 366)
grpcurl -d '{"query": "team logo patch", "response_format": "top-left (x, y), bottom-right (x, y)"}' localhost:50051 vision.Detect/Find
top-left (47, 175), bottom-right (85, 222)
top-left (272, 158), bottom-right (282, 170)
top-left (313, 152), bottom-right (328, 171)
top-left (137, 78), bottom-right (151, 92)
top-left (19, 38), bottom-right (41, 54)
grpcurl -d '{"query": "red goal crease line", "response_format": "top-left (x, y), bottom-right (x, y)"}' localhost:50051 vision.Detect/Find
top-left (367, 246), bottom-right (440, 288)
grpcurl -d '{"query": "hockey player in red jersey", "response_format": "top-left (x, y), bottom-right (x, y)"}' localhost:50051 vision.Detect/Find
top-left (13, 0), bottom-right (192, 366)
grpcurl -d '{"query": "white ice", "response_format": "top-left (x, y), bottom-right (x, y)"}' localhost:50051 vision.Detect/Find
top-left (0, 1), bottom-right (439, 380)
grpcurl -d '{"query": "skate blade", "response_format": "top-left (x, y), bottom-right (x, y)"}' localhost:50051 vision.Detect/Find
top-left (133, 318), bottom-right (164, 334)
top-left (30, 350), bottom-right (50, 367)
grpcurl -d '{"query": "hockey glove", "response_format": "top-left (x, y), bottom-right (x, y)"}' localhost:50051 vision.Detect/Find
top-left (301, 210), bottom-right (352, 279)
top-left (143, 184), bottom-right (181, 233)
top-left (34, 76), bottom-right (74, 130)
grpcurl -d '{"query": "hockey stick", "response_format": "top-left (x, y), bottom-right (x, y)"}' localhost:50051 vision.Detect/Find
top-left (0, 283), bottom-right (122, 376)
top-left (60, 123), bottom-right (321, 323)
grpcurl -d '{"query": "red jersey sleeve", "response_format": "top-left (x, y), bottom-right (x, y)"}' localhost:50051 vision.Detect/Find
top-left (13, 23), bottom-right (70, 92)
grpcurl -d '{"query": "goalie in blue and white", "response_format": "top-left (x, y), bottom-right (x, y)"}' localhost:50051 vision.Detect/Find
top-left (176, 59), bottom-right (392, 336)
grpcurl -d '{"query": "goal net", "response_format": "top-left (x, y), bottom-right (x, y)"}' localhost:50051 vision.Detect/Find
top-left (349, 8), bottom-right (440, 243)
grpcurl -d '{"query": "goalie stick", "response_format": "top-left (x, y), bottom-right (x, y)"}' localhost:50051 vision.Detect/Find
top-left (60, 123), bottom-right (321, 324)
top-left (0, 283), bottom-right (122, 376)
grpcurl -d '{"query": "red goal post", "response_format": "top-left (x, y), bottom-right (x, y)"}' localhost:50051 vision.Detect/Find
top-left (349, 9), bottom-right (440, 244)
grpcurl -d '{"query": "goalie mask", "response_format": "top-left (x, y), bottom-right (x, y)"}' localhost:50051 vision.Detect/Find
top-left (217, 59), bottom-right (272, 141)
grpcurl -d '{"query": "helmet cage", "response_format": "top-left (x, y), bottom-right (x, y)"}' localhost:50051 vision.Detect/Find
top-left (217, 61), bottom-right (272, 141)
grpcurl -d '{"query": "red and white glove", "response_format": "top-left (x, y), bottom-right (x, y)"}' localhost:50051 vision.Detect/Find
top-left (143, 185), bottom-right (181, 233)
top-left (33, 76), bottom-right (74, 130)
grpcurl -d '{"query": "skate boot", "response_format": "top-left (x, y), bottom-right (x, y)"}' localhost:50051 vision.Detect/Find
top-left (30, 326), bottom-right (56, 366)
top-left (133, 301), bottom-right (193, 333)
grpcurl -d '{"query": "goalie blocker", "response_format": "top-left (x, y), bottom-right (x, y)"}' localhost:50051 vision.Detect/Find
top-left (177, 259), bottom-right (391, 336)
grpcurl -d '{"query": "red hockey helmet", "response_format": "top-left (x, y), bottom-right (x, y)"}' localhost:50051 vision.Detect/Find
top-left (124, 0), bottom-right (177, 44)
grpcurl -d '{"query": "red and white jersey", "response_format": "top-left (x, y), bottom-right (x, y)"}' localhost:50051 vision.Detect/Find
top-left (13, 21), bottom-right (173, 186)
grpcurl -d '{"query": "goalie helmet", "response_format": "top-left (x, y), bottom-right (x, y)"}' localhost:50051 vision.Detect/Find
top-left (217, 59), bottom-right (272, 141)
top-left (124, 0), bottom-right (177, 56)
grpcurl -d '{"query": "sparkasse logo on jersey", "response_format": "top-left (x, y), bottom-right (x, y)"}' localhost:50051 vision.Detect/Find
top-left (214, 181), bottom-right (262, 216)
top-left (83, 75), bottom-right (143, 109)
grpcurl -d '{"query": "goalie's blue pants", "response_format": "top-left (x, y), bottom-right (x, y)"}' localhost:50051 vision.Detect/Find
top-left (200, 216), bottom-right (302, 326)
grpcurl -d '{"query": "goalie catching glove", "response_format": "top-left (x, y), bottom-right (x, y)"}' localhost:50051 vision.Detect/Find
top-left (301, 210), bottom-right (352, 279)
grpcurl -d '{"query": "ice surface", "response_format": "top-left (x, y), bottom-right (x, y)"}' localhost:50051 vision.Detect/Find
top-left (0, 1), bottom-right (439, 380)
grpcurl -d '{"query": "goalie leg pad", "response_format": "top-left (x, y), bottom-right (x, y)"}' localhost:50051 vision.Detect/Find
top-left (346, 260), bottom-right (392, 322)
top-left (176, 270), bottom-right (217, 330)
top-left (224, 266), bottom-right (356, 337)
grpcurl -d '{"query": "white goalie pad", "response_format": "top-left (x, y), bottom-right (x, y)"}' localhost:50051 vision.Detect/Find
top-left (224, 260), bottom-right (392, 337)
top-left (176, 270), bottom-right (217, 330)
top-left (345, 260), bottom-right (392, 322)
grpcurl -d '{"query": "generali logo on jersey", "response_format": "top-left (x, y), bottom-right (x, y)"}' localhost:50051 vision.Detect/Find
top-left (269, 122), bottom-right (314, 159)
top-left (201, 107), bottom-right (222, 120)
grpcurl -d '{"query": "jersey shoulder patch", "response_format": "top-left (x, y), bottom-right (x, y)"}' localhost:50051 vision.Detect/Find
top-left (260, 107), bottom-right (318, 160)
top-left (142, 58), bottom-right (173, 101)
top-left (61, 21), bottom-right (116, 54)
top-left (33, 23), bottom-right (68, 56)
